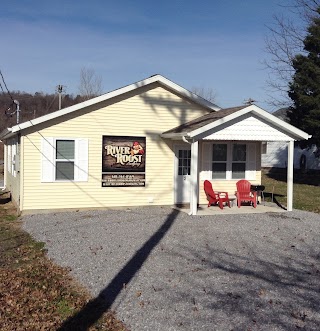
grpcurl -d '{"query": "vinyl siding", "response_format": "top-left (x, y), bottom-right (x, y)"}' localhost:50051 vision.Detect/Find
top-left (21, 85), bottom-right (210, 211)
top-left (204, 114), bottom-right (294, 141)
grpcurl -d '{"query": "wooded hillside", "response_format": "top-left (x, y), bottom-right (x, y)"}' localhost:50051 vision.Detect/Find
top-left (0, 92), bottom-right (83, 158)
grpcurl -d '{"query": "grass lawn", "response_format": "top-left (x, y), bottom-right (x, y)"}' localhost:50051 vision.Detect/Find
top-left (262, 168), bottom-right (320, 214)
top-left (0, 192), bottom-right (128, 331)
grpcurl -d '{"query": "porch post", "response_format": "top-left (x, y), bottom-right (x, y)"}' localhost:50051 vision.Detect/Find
top-left (287, 140), bottom-right (294, 211)
top-left (190, 140), bottom-right (199, 215)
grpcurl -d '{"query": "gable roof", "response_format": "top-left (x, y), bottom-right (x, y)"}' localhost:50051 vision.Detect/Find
top-left (0, 74), bottom-right (221, 140)
top-left (163, 106), bottom-right (246, 135)
top-left (162, 104), bottom-right (311, 141)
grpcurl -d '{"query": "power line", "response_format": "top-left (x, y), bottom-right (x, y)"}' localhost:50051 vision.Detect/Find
top-left (0, 69), bottom-right (14, 102)
top-left (0, 80), bottom-right (5, 94)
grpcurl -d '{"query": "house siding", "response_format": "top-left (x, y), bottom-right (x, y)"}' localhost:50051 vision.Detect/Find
top-left (203, 114), bottom-right (294, 141)
top-left (21, 85), bottom-right (210, 212)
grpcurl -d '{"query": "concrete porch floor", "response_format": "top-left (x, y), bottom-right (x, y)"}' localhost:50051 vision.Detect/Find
top-left (176, 202), bottom-right (286, 215)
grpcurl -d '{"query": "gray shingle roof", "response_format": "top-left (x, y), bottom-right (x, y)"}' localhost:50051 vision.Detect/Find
top-left (163, 105), bottom-right (247, 135)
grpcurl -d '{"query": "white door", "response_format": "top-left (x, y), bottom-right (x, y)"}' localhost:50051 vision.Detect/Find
top-left (175, 146), bottom-right (191, 204)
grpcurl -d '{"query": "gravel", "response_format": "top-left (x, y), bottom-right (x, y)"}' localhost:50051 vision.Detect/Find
top-left (22, 206), bottom-right (320, 331)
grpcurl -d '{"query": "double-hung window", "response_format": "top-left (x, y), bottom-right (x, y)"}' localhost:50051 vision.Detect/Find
top-left (232, 144), bottom-right (246, 179)
top-left (41, 137), bottom-right (88, 182)
top-left (204, 142), bottom-right (255, 181)
top-left (212, 144), bottom-right (227, 179)
top-left (55, 140), bottom-right (75, 180)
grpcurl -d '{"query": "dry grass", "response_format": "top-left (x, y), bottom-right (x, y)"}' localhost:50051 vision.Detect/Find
top-left (0, 192), bottom-right (128, 331)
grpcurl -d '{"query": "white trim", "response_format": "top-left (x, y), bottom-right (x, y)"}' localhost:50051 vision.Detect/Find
top-left (163, 104), bottom-right (311, 142)
top-left (1, 144), bottom-right (7, 190)
top-left (202, 142), bottom-right (256, 181)
top-left (190, 140), bottom-right (199, 215)
top-left (287, 141), bottom-right (294, 211)
top-left (0, 75), bottom-right (220, 140)
top-left (41, 137), bottom-right (89, 183)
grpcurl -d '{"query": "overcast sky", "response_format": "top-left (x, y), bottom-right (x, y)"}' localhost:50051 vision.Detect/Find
top-left (0, 0), bottom-right (298, 111)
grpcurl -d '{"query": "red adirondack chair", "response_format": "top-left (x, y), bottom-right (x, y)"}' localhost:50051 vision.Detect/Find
top-left (236, 179), bottom-right (257, 208)
top-left (204, 180), bottom-right (231, 209)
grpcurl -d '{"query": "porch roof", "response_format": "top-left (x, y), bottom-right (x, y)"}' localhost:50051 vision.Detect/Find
top-left (161, 104), bottom-right (311, 142)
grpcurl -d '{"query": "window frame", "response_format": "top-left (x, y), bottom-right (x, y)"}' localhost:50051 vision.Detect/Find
top-left (41, 137), bottom-right (88, 183)
top-left (55, 139), bottom-right (76, 181)
top-left (231, 143), bottom-right (247, 179)
top-left (212, 143), bottom-right (228, 179)
top-left (209, 142), bottom-right (255, 181)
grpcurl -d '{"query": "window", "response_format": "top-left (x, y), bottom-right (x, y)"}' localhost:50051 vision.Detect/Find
top-left (178, 149), bottom-right (191, 175)
top-left (203, 142), bottom-right (256, 181)
top-left (41, 137), bottom-right (88, 182)
top-left (232, 144), bottom-right (246, 179)
top-left (212, 144), bottom-right (227, 179)
top-left (55, 140), bottom-right (75, 180)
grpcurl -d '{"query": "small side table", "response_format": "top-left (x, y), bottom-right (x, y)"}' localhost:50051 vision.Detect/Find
top-left (228, 194), bottom-right (237, 207)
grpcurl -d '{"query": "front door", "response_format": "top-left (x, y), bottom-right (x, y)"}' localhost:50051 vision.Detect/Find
top-left (175, 146), bottom-right (191, 204)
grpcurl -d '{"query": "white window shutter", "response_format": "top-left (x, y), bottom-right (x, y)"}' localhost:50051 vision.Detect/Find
top-left (41, 137), bottom-right (55, 182)
top-left (246, 143), bottom-right (256, 180)
top-left (12, 142), bottom-right (17, 177)
top-left (7, 142), bottom-right (11, 174)
top-left (75, 138), bottom-right (88, 182)
top-left (200, 142), bottom-right (212, 180)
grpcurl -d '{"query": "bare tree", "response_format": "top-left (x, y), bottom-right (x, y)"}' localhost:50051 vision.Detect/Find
top-left (191, 87), bottom-right (217, 103)
top-left (264, 0), bottom-right (320, 107)
top-left (78, 67), bottom-right (103, 100)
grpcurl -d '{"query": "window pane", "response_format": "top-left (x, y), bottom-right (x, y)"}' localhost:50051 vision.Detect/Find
top-left (56, 161), bottom-right (74, 180)
top-left (212, 163), bottom-right (226, 179)
top-left (233, 144), bottom-right (246, 161)
top-left (232, 163), bottom-right (245, 179)
top-left (213, 144), bottom-right (227, 161)
top-left (56, 140), bottom-right (75, 160)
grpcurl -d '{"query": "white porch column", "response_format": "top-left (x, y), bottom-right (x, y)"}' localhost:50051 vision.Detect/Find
top-left (287, 140), bottom-right (294, 211)
top-left (189, 140), bottom-right (199, 215)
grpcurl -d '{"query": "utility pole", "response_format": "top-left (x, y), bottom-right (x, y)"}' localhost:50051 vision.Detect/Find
top-left (14, 100), bottom-right (20, 124)
top-left (56, 84), bottom-right (65, 110)
top-left (5, 100), bottom-right (21, 124)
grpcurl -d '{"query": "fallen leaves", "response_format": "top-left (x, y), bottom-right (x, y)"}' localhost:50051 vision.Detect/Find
top-left (0, 204), bottom-right (128, 331)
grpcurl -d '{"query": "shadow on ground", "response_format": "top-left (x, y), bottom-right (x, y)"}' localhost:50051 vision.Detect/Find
top-left (58, 209), bottom-right (180, 330)
top-left (266, 167), bottom-right (320, 186)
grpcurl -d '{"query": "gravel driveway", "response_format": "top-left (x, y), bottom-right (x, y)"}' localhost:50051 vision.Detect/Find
top-left (22, 207), bottom-right (320, 331)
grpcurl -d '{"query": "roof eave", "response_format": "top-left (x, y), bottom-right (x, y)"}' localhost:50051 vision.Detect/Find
top-left (188, 104), bottom-right (312, 141)
top-left (0, 128), bottom-right (13, 140)
top-left (2, 74), bottom-right (221, 135)
top-left (161, 132), bottom-right (189, 139)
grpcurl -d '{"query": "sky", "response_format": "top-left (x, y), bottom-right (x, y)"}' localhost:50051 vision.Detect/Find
top-left (0, 0), bottom-right (298, 112)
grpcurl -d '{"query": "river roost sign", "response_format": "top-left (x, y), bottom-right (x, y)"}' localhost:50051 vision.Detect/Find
top-left (102, 136), bottom-right (146, 187)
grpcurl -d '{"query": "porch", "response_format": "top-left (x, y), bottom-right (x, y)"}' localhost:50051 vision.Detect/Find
top-left (162, 104), bottom-right (311, 215)
top-left (175, 202), bottom-right (286, 215)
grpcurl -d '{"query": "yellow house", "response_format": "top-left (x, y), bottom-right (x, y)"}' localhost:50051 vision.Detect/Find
top-left (0, 75), bottom-right (311, 215)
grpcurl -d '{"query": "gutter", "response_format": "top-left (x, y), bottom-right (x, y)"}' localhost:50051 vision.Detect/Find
top-left (0, 128), bottom-right (13, 140)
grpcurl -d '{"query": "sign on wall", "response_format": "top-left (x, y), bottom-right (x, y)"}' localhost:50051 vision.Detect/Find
top-left (102, 136), bottom-right (146, 187)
